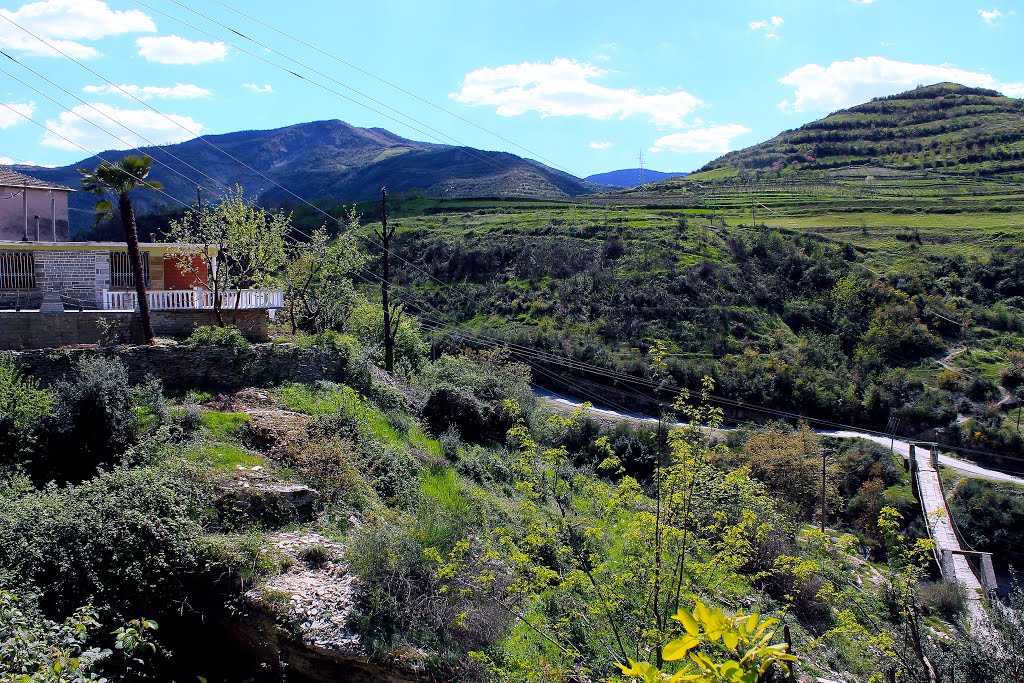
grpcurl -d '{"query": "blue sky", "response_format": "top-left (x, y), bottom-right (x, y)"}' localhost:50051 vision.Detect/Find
top-left (0, 0), bottom-right (1022, 177)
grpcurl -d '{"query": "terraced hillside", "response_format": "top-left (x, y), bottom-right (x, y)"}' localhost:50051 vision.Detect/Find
top-left (697, 83), bottom-right (1024, 179)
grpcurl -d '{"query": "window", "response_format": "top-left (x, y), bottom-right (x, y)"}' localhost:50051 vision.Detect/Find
top-left (0, 251), bottom-right (35, 289)
top-left (109, 252), bottom-right (151, 289)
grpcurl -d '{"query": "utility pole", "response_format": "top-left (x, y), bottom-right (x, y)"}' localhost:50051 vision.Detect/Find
top-left (820, 446), bottom-right (827, 534)
top-left (375, 187), bottom-right (401, 373)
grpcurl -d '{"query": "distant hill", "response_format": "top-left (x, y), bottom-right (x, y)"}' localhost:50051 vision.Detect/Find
top-left (695, 83), bottom-right (1024, 179)
top-left (585, 168), bottom-right (688, 187)
top-left (19, 120), bottom-right (603, 234)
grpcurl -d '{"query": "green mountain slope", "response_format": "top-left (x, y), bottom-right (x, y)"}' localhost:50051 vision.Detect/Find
top-left (18, 119), bottom-right (601, 235)
top-left (697, 83), bottom-right (1024, 179)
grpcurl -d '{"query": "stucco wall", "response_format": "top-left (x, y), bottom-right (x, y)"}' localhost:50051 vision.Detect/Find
top-left (0, 187), bottom-right (69, 242)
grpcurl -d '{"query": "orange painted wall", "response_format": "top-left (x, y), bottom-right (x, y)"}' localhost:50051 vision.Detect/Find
top-left (162, 254), bottom-right (208, 290)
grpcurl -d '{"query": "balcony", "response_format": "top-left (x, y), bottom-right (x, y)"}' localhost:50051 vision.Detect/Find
top-left (102, 288), bottom-right (284, 311)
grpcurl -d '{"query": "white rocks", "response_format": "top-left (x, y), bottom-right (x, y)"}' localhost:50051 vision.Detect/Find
top-left (246, 531), bottom-right (363, 656)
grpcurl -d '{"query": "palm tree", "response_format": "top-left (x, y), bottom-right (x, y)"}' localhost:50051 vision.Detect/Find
top-left (80, 155), bottom-right (163, 344)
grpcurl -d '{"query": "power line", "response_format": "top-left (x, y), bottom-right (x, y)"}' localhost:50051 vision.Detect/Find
top-left (205, 0), bottom-right (578, 178)
top-left (0, 55), bottom-right (235, 199)
top-left (0, 102), bottom-right (193, 213)
top-left (131, 0), bottom-right (518, 180)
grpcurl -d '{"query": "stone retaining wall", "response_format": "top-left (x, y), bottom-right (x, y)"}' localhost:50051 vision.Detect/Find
top-left (0, 310), bottom-right (269, 350)
top-left (7, 342), bottom-right (356, 392)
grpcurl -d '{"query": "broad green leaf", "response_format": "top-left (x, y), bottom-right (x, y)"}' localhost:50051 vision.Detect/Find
top-left (722, 630), bottom-right (739, 649)
top-left (663, 635), bottom-right (699, 660)
top-left (672, 608), bottom-right (700, 636)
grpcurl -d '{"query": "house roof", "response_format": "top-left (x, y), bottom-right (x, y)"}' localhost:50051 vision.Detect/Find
top-left (0, 167), bottom-right (74, 192)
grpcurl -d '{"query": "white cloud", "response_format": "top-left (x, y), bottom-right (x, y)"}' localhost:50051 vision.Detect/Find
top-left (451, 58), bottom-right (702, 128)
top-left (978, 8), bottom-right (1002, 24)
top-left (851, 0), bottom-right (876, 4)
top-left (588, 140), bottom-right (613, 150)
top-left (749, 15), bottom-right (783, 38)
top-left (650, 124), bottom-right (751, 154)
top-left (82, 83), bottom-right (212, 101)
top-left (0, 0), bottom-right (154, 59)
top-left (778, 56), bottom-right (1024, 112)
top-left (242, 83), bottom-right (273, 94)
top-left (136, 35), bottom-right (227, 65)
top-left (42, 103), bottom-right (202, 151)
top-left (0, 102), bottom-right (34, 129)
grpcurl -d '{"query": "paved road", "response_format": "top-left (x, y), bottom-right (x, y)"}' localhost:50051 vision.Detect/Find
top-left (536, 388), bottom-right (1015, 603)
top-left (535, 388), bottom-right (1024, 487)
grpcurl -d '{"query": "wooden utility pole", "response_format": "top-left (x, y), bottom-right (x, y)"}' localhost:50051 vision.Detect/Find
top-left (820, 446), bottom-right (827, 534)
top-left (375, 187), bottom-right (401, 373)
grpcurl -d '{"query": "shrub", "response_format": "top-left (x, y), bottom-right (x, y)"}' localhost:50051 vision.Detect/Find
top-left (917, 581), bottom-right (966, 622)
top-left (45, 357), bottom-right (138, 483)
top-left (0, 355), bottom-right (53, 472)
top-left (346, 508), bottom-right (509, 668)
top-left (183, 325), bottom-right (251, 353)
top-left (297, 545), bottom-right (332, 567)
top-left (294, 330), bottom-right (359, 355)
top-left (0, 590), bottom-right (110, 682)
top-left (291, 436), bottom-right (374, 514)
top-left (348, 301), bottom-right (428, 376)
top-left (0, 462), bottom-right (209, 620)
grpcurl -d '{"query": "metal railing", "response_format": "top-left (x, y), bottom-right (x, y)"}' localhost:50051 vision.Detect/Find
top-left (0, 251), bottom-right (35, 289)
top-left (102, 288), bottom-right (284, 311)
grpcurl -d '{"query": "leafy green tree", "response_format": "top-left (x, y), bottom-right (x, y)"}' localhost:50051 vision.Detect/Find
top-left (79, 155), bottom-right (163, 344)
top-left (283, 206), bottom-right (365, 334)
top-left (168, 185), bottom-right (288, 325)
top-left (348, 300), bottom-right (428, 376)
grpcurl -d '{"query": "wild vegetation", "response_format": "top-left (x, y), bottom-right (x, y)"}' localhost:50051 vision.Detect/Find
top-left (4, 83), bottom-right (1024, 682)
top-left (1, 335), bottom-right (1018, 681)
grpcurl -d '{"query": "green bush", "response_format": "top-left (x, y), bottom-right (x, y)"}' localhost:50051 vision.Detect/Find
top-left (0, 355), bottom-right (53, 473)
top-left (421, 352), bottom-right (532, 444)
top-left (0, 462), bottom-right (209, 620)
top-left (348, 301), bottom-right (428, 375)
top-left (183, 325), bottom-right (251, 353)
top-left (916, 581), bottom-right (966, 622)
top-left (949, 478), bottom-right (1024, 558)
top-left (45, 357), bottom-right (139, 483)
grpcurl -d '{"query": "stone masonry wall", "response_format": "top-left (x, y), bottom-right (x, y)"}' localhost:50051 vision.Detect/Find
top-left (0, 309), bottom-right (269, 350)
top-left (33, 250), bottom-right (107, 308)
top-left (8, 343), bottom-right (357, 392)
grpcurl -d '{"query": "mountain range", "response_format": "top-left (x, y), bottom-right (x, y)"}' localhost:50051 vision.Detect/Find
top-left (19, 120), bottom-right (603, 233)
top-left (584, 168), bottom-right (688, 187)
top-left (13, 82), bottom-right (1024, 235)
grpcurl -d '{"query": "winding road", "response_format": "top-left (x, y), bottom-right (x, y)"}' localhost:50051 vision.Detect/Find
top-left (534, 387), bottom-right (1024, 486)
top-left (536, 385), bottom-right (1021, 614)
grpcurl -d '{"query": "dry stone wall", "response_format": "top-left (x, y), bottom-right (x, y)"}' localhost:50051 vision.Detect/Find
top-left (7, 342), bottom-right (358, 392)
top-left (0, 309), bottom-right (268, 350)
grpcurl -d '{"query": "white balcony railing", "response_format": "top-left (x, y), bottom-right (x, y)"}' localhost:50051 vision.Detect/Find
top-left (102, 288), bottom-right (284, 311)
